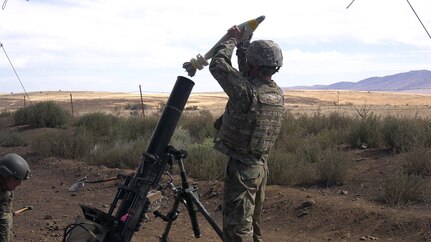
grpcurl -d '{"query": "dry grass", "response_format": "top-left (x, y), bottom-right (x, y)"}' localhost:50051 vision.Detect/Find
top-left (2, 90), bottom-right (431, 117)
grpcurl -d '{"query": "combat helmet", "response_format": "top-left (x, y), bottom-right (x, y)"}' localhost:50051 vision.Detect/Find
top-left (246, 40), bottom-right (283, 67)
top-left (0, 153), bottom-right (30, 180)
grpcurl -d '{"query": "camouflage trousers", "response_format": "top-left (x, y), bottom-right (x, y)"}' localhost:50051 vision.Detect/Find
top-left (0, 190), bottom-right (13, 242)
top-left (223, 158), bottom-right (268, 242)
top-left (0, 213), bottom-right (12, 242)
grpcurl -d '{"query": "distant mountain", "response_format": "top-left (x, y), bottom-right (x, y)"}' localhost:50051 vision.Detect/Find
top-left (286, 70), bottom-right (431, 93)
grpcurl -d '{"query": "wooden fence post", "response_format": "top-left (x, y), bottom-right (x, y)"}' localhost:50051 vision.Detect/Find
top-left (70, 93), bottom-right (74, 117)
top-left (139, 85), bottom-right (145, 117)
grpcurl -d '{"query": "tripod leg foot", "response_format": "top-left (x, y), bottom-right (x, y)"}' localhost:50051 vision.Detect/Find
top-left (159, 236), bottom-right (171, 242)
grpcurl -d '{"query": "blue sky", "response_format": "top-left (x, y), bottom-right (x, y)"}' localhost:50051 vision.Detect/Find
top-left (1, 0), bottom-right (430, 93)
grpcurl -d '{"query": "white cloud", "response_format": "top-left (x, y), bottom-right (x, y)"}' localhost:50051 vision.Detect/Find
top-left (0, 0), bottom-right (430, 93)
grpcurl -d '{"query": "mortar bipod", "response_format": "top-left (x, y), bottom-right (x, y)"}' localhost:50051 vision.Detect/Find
top-left (153, 145), bottom-right (223, 242)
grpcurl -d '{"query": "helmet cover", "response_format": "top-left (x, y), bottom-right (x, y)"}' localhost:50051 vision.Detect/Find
top-left (0, 153), bottom-right (30, 180)
top-left (246, 40), bottom-right (283, 67)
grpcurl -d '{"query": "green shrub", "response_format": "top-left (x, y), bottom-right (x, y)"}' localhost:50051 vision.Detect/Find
top-left (185, 138), bottom-right (226, 180)
top-left (422, 120), bottom-right (431, 147)
top-left (403, 146), bottom-right (431, 176)
top-left (74, 112), bottom-right (120, 137)
top-left (170, 126), bottom-right (193, 150)
top-left (294, 131), bottom-right (338, 164)
top-left (274, 113), bottom-right (306, 153)
top-left (87, 138), bottom-right (147, 168)
top-left (316, 148), bottom-right (351, 186)
top-left (326, 112), bottom-right (352, 130)
top-left (179, 110), bottom-right (215, 143)
top-left (274, 131), bottom-right (304, 153)
top-left (124, 103), bottom-right (143, 116)
top-left (299, 113), bottom-right (327, 135)
top-left (267, 150), bottom-right (315, 186)
top-left (14, 101), bottom-right (71, 128)
top-left (0, 111), bottom-right (13, 129)
top-left (110, 115), bottom-right (158, 141)
top-left (382, 116), bottom-right (424, 152)
top-left (124, 103), bottom-right (141, 111)
top-left (383, 173), bottom-right (424, 205)
top-left (32, 129), bottom-right (94, 159)
top-left (0, 111), bottom-right (12, 118)
top-left (0, 115), bottom-right (13, 129)
top-left (347, 114), bottom-right (383, 148)
top-left (296, 136), bottom-right (324, 164)
top-left (0, 131), bottom-right (25, 147)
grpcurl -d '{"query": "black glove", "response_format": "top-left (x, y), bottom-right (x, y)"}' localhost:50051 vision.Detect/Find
top-left (237, 33), bottom-right (253, 52)
top-left (213, 115), bottom-right (223, 131)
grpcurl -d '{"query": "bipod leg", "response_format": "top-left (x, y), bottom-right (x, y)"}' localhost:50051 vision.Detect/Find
top-left (163, 146), bottom-right (223, 241)
top-left (185, 188), bottom-right (223, 240)
top-left (158, 194), bottom-right (182, 242)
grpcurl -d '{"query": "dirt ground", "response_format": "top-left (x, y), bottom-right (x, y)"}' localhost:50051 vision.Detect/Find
top-left (1, 91), bottom-right (431, 241)
top-left (4, 136), bottom-right (431, 242)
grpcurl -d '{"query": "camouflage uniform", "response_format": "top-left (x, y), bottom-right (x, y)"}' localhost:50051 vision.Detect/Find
top-left (0, 189), bottom-right (13, 242)
top-left (209, 38), bottom-right (284, 242)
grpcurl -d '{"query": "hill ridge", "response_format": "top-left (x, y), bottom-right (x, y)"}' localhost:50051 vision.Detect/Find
top-left (287, 70), bottom-right (431, 93)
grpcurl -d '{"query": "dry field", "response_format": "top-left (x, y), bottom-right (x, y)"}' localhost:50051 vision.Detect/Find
top-left (2, 89), bottom-right (431, 117)
top-left (2, 90), bottom-right (431, 241)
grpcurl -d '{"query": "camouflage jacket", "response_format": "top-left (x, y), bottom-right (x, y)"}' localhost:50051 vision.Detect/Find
top-left (0, 189), bottom-right (13, 242)
top-left (209, 38), bottom-right (284, 165)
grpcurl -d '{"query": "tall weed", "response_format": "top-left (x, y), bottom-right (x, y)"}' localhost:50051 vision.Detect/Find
top-left (403, 146), bottom-right (431, 176)
top-left (383, 173), bottom-right (424, 205)
top-left (14, 101), bottom-right (71, 128)
top-left (0, 131), bottom-right (25, 147)
top-left (179, 110), bottom-right (215, 143)
top-left (33, 129), bottom-right (94, 159)
top-left (185, 138), bottom-right (226, 180)
top-left (74, 112), bottom-right (120, 137)
top-left (267, 150), bottom-right (315, 186)
top-left (347, 114), bottom-right (383, 148)
top-left (316, 148), bottom-right (351, 186)
top-left (382, 116), bottom-right (424, 152)
top-left (87, 138), bottom-right (147, 168)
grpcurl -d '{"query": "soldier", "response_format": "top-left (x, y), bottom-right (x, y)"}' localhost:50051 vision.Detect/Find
top-left (209, 25), bottom-right (285, 242)
top-left (0, 154), bottom-right (30, 241)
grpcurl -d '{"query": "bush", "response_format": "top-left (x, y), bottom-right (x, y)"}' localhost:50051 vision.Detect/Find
top-left (0, 131), bottom-right (26, 147)
top-left (185, 138), bottom-right (226, 180)
top-left (0, 112), bottom-right (13, 129)
top-left (267, 150), bottom-right (315, 186)
top-left (124, 103), bottom-right (143, 116)
top-left (403, 146), bottom-right (431, 176)
top-left (170, 126), bottom-right (193, 150)
top-left (382, 116), bottom-right (424, 152)
top-left (111, 115), bottom-right (158, 141)
top-left (294, 130), bottom-right (338, 164)
top-left (87, 138), bottom-right (147, 168)
top-left (32, 129), bottom-right (94, 159)
top-left (0, 111), bottom-right (12, 118)
top-left (14, 101), bottom-right (72, 128)
top-left (74, 112), bottom-right (120, 137)
top-left (299, 113), bottom-right (327, 135)
top-left (347, 114), bottom-right (383, 148)
top-left (383, 173), bottom-right (424, 205)
top-left (275, 114), bottom-right (341, 154)
top-left (316, 148), bottom-right (351, 186)
top-left (326, 112), bottom-right (352, 130)
top-left (179, 110), bottom-right (215, 143)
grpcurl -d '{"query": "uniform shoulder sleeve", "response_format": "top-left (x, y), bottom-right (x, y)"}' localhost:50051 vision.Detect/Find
top-left (209, 38), bottom-right (251, 100)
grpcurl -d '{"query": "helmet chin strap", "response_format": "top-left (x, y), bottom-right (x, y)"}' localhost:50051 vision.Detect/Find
top-left (245, 65), bottom-right (275, 81)
top-left (0, 176), bottom-right (8, 191)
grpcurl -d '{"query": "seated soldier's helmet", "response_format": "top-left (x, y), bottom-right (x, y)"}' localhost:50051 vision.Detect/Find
top-left (0, 153), bottom-right (30, 180)
top-left (246, 40), bottom-right (283, 67)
